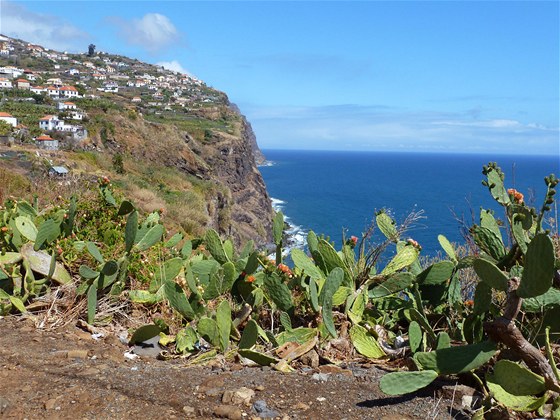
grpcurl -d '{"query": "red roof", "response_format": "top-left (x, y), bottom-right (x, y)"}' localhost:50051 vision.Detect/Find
top-left (40, 115), bottom-right (55, 121)
top-left (64, 102), bottom-right (75, 105)
top-left (36, 135), bottom-right (54, 141)
top-left (0, 112), bottom-right (14, 117)
top-left (16, 79), bottom-right (30, 83)
top-left (60, 86), bottom-right (77, 91)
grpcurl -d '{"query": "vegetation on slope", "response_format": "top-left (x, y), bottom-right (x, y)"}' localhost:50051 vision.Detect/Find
top-left (0, 162), bottom-right (558, 418)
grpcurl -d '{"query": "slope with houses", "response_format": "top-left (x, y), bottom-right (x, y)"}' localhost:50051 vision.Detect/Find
top-left (0, 33), bottom-right (224, 152)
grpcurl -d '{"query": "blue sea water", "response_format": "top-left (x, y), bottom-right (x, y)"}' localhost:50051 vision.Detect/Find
top-left (259, 150), bottom-right (559, 256)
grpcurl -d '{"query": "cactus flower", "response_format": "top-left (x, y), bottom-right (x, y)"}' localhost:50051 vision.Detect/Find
top-left (246, 275), bottom-right (256, 283)
top-left (507, 188), bottom-right (524, 204)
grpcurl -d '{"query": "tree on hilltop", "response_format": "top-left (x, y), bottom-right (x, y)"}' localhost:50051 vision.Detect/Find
top-left (88, 44), bottom-right (96, 57)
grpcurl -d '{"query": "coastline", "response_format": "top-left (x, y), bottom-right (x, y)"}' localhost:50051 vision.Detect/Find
top-left (269, 197), bottom-right (307, 255)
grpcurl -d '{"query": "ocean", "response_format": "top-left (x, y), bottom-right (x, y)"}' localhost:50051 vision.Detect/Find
top-left (259, 150), bottom-right (559, 257)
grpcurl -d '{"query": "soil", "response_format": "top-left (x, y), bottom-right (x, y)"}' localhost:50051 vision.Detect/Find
top-left (0, 316), bottom-right (470, 420)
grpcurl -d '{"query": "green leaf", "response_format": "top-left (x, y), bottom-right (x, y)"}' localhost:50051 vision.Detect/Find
top-left (517, 233), bottom-right (555, 298)
top-left (490, 360), bottom-right (546, 395)
top-left (216, 300), bottom-right (231, 352)
top-left (125, 210), bottom-right (138, 253)
top-left (381, 246), bottom-right (419, 275)
top-left (376, 211), bottom-right (398, 241)
top-left (9, 296), bottom-right (27, 313)
top-left (417, 261), bottom-right (455, 285)
top-left (204, 229), bottom-right (229, 264)
top-left (176, 326), bottom-right (197, 353)
top-left (118, 200), bottom-right (135, 216)
top-left (87, 284), bottom-right (97, 324)
top-left (15, 216), bottom-right (37, 242)
top-left (473, 258), bottom-right (509, 291)
top-left (437, 235), bottom-right (457, 262)
top-left (128, 290), bottom-right (160, 304)
top-left (409, 321), bottom-right (422, 353)
top-left (370, 272), bottom-right (415, 298)
top-left (135, 224), bottom-right (164, 251)
top-left (318, 267), bottom-right (344, 306)
top-left (163, 281), bottom-right (195, 320)
top-left (263, 273), bottom-right (293, 312)
top-left (239, 319), bottom-right (259, 349)
top-left (86, 241), bottom-right (104, 264)
top-left (523, 288), bottom-right (560, 312)
top-left (413, 340), bottom-right (497, 374)
top-left (181, 240), bottom-right (193, 259)
top-left (79, 265), bottom-right (99, 279)
top-left (197, 317), bottom-right (219, 347)
top-left (380, 370), bottom-right (438, 396)
top-left (349, 324), bottom-right (385, 359)
top-left (129, 324), bottom-right (161, 345)
top-left (275, 327), bottom-right (317, 346)
top-left (273, 211), bottom-right (284, 245)
top-left (164, 232), bottom-right (183, 248)
top-left (291, 248), bottom-right (324, 280)
top-left (101, 260), bottom-right (119, 276)
top-left (34, 219), bottom-right (61, 250)
top-left (238, 349), bottom-right (278, 366)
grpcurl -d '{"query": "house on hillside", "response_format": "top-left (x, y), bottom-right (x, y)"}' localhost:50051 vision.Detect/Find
top-left (46, 78), bottom-right (63, 86)
top-left (131, 96), bottom-right (141, 103)
top-left (59, 86), bottom-right (79, 98)
top-left (0, 112), bottom-right (17, 127)
top-left (48, 166), bottom-right (69, 177)
top-left (39, 115), bottom-right (60, 131)
top-left (0, 78), bottom-right (12, 89)
top-left (15, 79), bottom-right (31, 89)
top-left (46, 86), bottom-right (60, 96)
top-left (92, 73), bottom-right (106, 81)
top-left (35, 134), bottom-right (58, 150)
top-left (58, 101), bottom-right (77, 110)
top-left (30, 85), bottom-right (46, 94)
top-left (23, 70), bottom-right (37, 81)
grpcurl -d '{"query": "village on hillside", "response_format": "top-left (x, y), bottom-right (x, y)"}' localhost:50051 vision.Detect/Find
top-left (0, 34), bottom-right (225, 164)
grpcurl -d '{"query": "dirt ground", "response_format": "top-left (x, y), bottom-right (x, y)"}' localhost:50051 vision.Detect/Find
top-left (0, 316), bottom-right (470, 420)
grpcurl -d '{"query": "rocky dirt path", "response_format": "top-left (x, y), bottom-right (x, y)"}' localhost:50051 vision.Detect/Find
top-left (0, 316), bottom-right (466, 419)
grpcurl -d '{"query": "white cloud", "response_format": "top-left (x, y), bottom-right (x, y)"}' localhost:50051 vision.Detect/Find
top-left (243, 104), bottom-right (559, 155)
top-left (156, 60), bottom-right (190, 76)
top-left (1, 1), bottom-right (90, 52)
top-left (116, 13), bottom-right (181, 53)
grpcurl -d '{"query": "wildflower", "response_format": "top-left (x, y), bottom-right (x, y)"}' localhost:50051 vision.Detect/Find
top-left (246, 275), bottom-right (256, 283)
top-left (407, 238), bottom-right (422, 250)
top-left (465, 300), bottom-right (474, 307)
top-left (277, 263), bottom-right (290, 274)
top-left (350, 236), bottom-right (358, 245)
top-left (57, 246), bottom-right (63, 255)
top-left (507, 188), bottom-right (524, 204)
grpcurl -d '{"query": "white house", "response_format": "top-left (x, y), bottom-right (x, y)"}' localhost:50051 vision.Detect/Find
top-left (0, 112), bottom-right (17, 127)
top-left (36, 134), bottom-right (58, 150)
top-left (46, 78), bottom-right (63, 86)
top-left (30, 85), bottom-right (46, 94)
top-left (58, 101), bottom-right (77, 110)
top-left (15, 79), bottom-right (31, 89)
top-left (39, 115), bottom-right (60, 131)
top-left (0, 78), bottom-right (12, 89)
top-left (67, 68), bottom-right (80, 76)
top-left (46, 86), bottom-right (60, 96)
top-left (59, 86), bottom-right (79, 98)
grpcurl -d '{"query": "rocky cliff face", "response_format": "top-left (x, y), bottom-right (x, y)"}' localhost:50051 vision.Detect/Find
top-left (95, 105), bottom-right (274, 247)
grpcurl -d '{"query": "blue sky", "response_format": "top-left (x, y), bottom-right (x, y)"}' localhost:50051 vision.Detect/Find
top-left (1, 0), bottom-right (558, 155)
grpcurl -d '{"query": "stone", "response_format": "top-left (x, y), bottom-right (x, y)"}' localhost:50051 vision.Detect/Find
top-left (214, 404), bottom-right (243, 420)
top-left (292, 402), bottom-right (310, 411)
top-left (0, 397), bottom-right (9, 414)
top-left (222, 387), bottom-right (255, 405)
top-left (312, 373), bottom-right (330, 382)
top-left (318, 364), bottom-right (352, 375)
top-left (182, 405), bottom-right (195, 415)
top-left (300, 349), bottom-right (319, 368)
top-left (44, 398), bottom-right (58, 410)
top-left (252, 400), bottom-right (280, 419)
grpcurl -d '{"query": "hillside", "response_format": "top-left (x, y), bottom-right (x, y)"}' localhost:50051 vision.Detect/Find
top-left (0, 35), bottom-right (273, 246)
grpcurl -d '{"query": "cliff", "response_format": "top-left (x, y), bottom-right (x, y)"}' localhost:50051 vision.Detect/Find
top-left (0, 35), bottom-right (274, 247)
